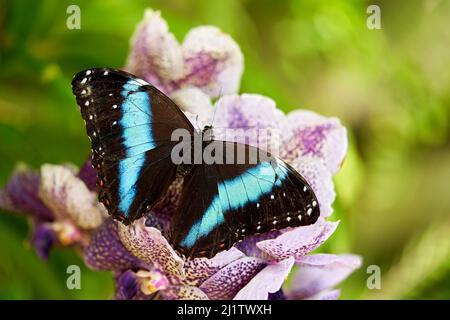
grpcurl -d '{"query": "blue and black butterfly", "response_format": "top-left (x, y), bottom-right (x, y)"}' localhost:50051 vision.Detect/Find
top-left (72, 68), bottom-right (320, 258)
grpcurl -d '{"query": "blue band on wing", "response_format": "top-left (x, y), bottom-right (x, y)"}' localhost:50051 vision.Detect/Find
top-left (181, 161), bottom-right (288, 248)
top-left (118, 81), bottom-right (155, 216)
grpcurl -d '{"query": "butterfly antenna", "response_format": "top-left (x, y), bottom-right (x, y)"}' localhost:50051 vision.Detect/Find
top-left (210, 86), bottom-right (223, 128)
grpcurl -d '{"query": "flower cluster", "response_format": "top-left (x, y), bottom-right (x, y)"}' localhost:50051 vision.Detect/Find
top-left (0, 9), bottom-right (361, 300)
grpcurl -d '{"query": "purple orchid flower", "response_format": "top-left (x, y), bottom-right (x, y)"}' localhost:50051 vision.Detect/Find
top-left (0, 8), bottom-right (361, 299)
top-left (0, 164), bottom-right (106, 259)
top-left (125, 9), bottom-right (243, 99)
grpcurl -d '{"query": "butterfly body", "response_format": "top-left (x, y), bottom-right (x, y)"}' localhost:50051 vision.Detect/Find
top-left (72, 68), bottom-right (320, 258)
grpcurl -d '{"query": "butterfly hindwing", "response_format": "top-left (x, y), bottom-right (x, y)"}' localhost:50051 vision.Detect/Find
top-left (72, 68), bottom-right (194, 223)
top-left (170, 141), bottom-right (320, 258)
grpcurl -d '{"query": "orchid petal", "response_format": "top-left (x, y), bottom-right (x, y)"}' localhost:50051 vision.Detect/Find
top-left (160, 285), bottom-right (209, 300)
top-left (125, 9), bottom-right (183, 91)
top-left (84, 219), bottom-right (141, 271)
top-left (289, 254), bottom-right (362, 299)
top-left (32, 223), bottom-right (58, 260)
top-left (118, 218), bottom-right (185, 278)
top-left (213, 94), bottom-right (284, 151)
top-left (199, 257), bottom-right (265, 300)
top-left (183, 247), bottom-right (245, 286)
top-left (234, 257), bottom-right (295, 300)
top-left (180, 26), bottom-right (243, 98)
top-left (171, 87), bottom-right (213, 123)
top-left (282, 110), bottom-right (348, 175)
top-left (257, 220), bottom-right (339, 260)
top-left (0, 168), bottom-right (53, 220)
top-left (39, 165), bottom-right (106, 229)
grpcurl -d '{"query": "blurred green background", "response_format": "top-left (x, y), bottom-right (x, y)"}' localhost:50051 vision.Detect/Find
top-left (1, 0), bottom-right (449, 299)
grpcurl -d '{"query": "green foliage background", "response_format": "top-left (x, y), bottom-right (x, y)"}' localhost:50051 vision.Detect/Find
top-left (0, 0), bottom-right (449, 299)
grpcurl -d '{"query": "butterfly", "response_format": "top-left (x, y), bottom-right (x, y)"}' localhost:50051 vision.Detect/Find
top-left (72, 68), bottom-right (320, 258)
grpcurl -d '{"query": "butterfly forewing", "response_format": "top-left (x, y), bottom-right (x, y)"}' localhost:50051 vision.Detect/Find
top-left (72, 68), bottom-right (194, 223)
